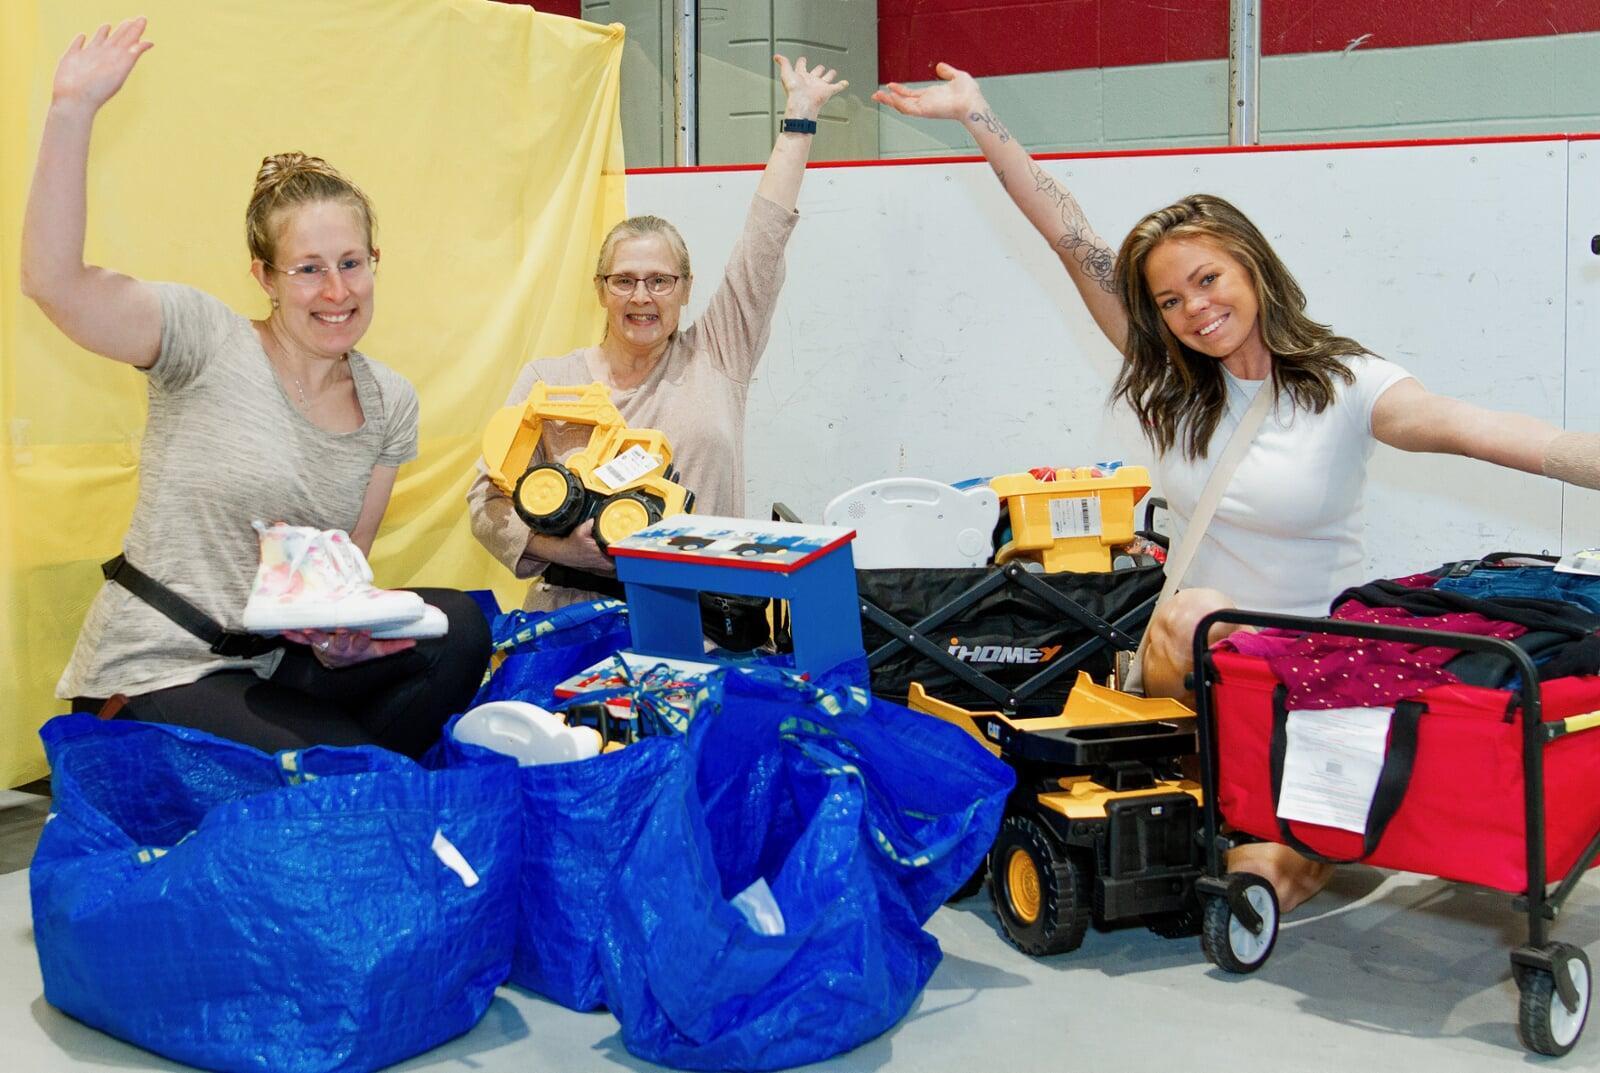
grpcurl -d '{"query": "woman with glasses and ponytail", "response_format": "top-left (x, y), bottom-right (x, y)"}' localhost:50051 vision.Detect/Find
top-left (22, 19), bottom-right (488, 757)
top-left (469, 55), bottom-right (847, 612)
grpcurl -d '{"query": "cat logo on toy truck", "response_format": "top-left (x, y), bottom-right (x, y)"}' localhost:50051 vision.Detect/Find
top-left (480, 382), bottom-right (694, 551)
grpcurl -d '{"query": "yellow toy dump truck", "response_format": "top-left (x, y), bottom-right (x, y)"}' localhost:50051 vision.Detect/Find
top-left (481, 382), bottom-right (693, 551)
top-left (912, 671), bottom-right (1204, 955)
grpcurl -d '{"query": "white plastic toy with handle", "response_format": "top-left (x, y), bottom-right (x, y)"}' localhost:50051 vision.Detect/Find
top-left (822, 477), bottom-right (999, 569)
top-left (452, 701), bottom-right (603, 765)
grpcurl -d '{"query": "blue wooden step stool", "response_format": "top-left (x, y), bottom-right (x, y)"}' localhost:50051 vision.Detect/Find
top-left (609, 514), bottom-right (864, 676)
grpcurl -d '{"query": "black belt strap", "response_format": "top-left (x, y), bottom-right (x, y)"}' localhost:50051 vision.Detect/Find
top-left (101, 554), bottom-right (283, 659)
top-left (543, 563), bottom-right (628, 600)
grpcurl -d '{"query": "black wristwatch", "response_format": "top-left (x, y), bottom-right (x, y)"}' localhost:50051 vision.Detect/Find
top-left (779, 117), bottom-right (818, 135)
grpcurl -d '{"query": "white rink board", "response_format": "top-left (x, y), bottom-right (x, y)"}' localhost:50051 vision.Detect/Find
top-left (628, 137), bottom-right (1592, 580)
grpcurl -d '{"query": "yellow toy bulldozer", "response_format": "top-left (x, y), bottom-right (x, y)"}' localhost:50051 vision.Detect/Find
top-left (481, 382), bottom-right (694, 551)
top-left (912, 672), bottom-right (1204, 955)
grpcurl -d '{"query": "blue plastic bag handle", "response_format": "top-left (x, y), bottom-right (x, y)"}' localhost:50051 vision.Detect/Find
top-left (725, 666), bottom-right (983, 872)
top-left (780, 718), bottom-right (986, 871)
top-left (491, 599), bottom-right (625, 654)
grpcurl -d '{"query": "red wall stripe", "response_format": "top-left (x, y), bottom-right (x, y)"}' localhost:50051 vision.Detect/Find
top-left (493, 0), bottom-right (582, 19)
top-left (880, 0), bottom-right (1600, 84)
top-left (627, 132), bottom-right (1575, 176)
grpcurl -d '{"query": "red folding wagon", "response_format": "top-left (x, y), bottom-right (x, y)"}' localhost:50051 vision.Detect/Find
top-left (1190, 609), bottom-right (1600, 1057)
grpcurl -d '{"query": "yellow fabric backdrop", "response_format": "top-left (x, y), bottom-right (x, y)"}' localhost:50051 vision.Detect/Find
top-left (0, 0), bottom-right (627, 786)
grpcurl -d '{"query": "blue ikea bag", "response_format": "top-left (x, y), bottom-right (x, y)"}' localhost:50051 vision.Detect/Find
top-left (433, 715), bottom-right (688, 1011)
top-left (31, 714), bottom-right (520, 1073)
top-left (471, 599), bottom-right (632, 707)
top-left (439, 599), bottom-right (729, 1010)
top-left (598, 667), bottom-right (1010, 1070)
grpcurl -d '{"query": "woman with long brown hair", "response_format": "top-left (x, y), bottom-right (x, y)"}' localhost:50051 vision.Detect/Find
top-left (876, 63), bottom-right (1600, 911)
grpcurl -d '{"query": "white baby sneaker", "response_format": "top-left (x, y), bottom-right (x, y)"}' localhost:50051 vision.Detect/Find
top-left (370, 603), bottom-right (448, 640)
top-left (241, 522), bottom-right (426, 634)
top-left (314, 529), bottom-right (448, 640)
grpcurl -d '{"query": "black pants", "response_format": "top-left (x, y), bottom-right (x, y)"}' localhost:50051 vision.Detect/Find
top-left (74, 589), bottom-right (491, 759)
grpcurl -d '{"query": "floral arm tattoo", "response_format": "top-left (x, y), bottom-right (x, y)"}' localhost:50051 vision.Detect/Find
top-left (1027, 160), bottom-right (1117, 293)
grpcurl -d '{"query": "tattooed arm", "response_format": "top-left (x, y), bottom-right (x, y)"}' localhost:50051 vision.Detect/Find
top-left (875, 62), bottom-right (1128, 351)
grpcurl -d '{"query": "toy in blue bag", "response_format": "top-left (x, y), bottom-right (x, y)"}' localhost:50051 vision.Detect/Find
top-left (598, 667), bottom-right (1013, 1071)
top-left (30, 714), bottom-right (520, 1073)
top-left (435, 644), bottom-right (727, 1011)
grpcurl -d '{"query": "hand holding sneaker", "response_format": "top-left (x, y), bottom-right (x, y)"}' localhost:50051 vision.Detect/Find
top-left (281, 627), bottom-right (415, 668)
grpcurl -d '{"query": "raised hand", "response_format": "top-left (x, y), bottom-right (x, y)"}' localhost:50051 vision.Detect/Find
top-left (52, 17), bottom-right (154, 111)
top-left (774, 55), bottom-right (849, 121)
top-left (871, 61), bottom-right (983, 122)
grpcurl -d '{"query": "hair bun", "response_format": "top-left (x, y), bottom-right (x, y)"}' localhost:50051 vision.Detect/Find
top-left (245, 152), bottom-right (375, 266)
top-left (255, 152), bottom-right (336, 193)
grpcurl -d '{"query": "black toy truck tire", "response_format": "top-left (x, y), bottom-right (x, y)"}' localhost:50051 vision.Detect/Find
top-left (988, 814), bottom-right (1089, 956)
top-left (594, 491), bottom-right (664, 552)
top-left (514, 462), bottom-right (588, 535)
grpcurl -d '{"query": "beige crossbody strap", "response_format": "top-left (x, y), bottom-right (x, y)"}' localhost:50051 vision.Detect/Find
top-left (1127, 378), bottom-right (1275, 690)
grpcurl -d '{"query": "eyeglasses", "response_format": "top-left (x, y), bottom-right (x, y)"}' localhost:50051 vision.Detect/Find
top-left (268, 255), bottom-right (378, 288)
top-left (601, 273), bottom-right (681, 297)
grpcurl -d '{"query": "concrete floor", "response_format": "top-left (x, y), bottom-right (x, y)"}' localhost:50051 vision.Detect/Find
top-left (0, 788), bottom-right (49, 875)
top-left (3, 855), bottom-right (1598, 1072)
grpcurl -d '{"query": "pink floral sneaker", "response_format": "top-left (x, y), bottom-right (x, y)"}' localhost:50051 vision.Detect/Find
top-left (241, 522), bottom-right (427, 634)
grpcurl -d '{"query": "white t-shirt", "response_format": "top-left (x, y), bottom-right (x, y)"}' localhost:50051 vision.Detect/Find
top-left (1153, 354), bottom-right (1412, 617)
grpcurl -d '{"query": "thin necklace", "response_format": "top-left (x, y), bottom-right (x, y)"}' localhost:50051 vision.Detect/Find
top-left (264, 320), bottom-right (340, 410)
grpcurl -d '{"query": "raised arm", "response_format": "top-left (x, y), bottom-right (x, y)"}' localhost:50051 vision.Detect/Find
top-left (1372, 378), bottom-right (1569, 474)
top-left (874, 63), bottom-right (1129, 352)
top-left (1373, 377), bottom-right (1600, 502)
top-left (20, 18), bottom-right (162, 367)
top-left (753, 55), bottom-right (848, 212)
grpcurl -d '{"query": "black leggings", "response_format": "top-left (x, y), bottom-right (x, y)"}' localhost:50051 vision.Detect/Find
top-left (74, 589), bottom-right (491, 759)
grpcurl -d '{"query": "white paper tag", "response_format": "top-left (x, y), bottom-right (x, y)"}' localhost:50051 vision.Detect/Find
top-left (1555, 548), bottom-right (1600, 576)
top-left (1276, 706), bottom-right (1393, 834)
top-left (594, 445), bottom-right (660, 490)
top-left (729, 876), bottom-right (786, 936)
top-left (1048, 496), bottom-right (1102, 538)
top-left (431, 828), bottom-right (481, 888)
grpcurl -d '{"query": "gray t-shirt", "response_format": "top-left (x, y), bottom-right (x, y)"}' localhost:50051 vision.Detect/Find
top-left (56, 284), bottom-right (420, 700)
top-left (468, 193), bottom-right (798, 612)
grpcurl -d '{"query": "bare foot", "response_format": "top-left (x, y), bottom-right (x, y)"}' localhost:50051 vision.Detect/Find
top-left (1226, 842), bottom-right (1335, 912)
